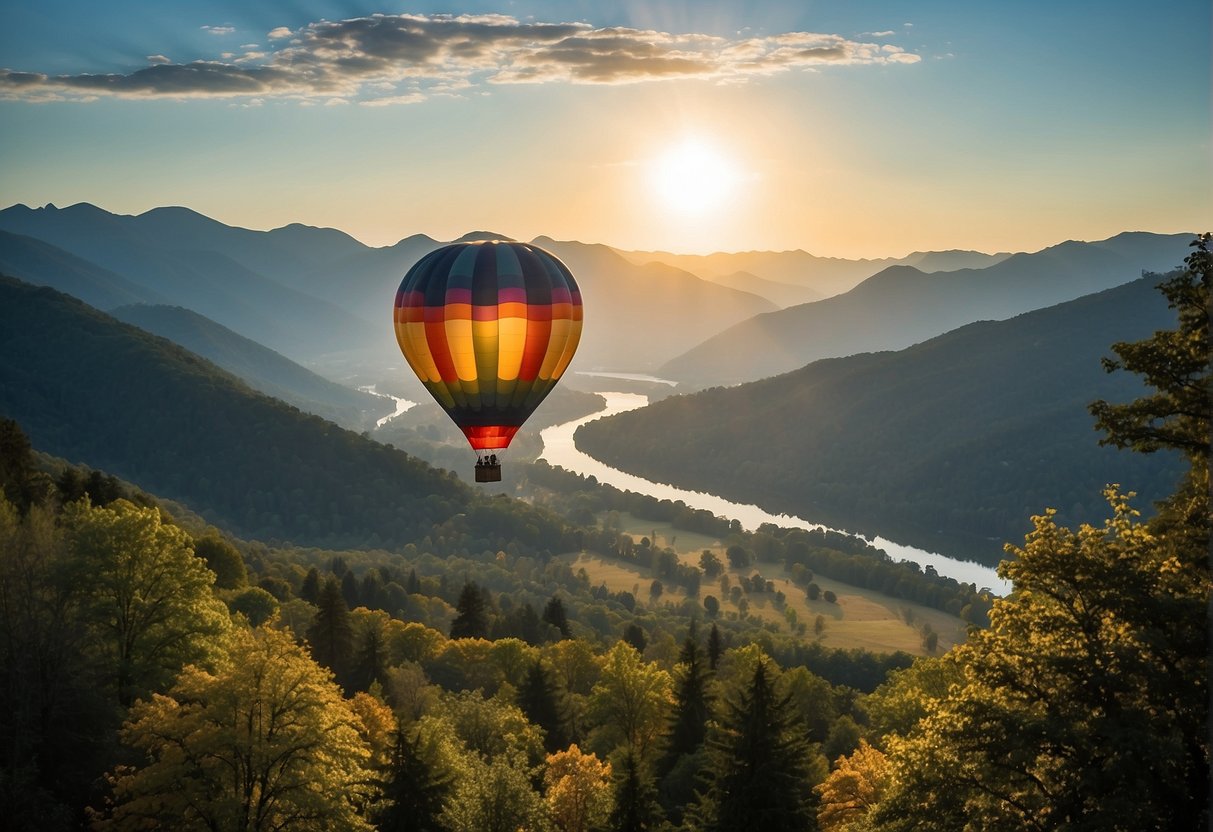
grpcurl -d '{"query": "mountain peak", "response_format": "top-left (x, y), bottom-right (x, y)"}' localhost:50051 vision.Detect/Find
top-left (453, 231), bottom-right (514, 243)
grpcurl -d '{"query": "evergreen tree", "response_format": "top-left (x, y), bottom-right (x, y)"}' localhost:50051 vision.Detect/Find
top-left (351, 616), bottom-right (388, 693)
top-left (300, 566), bottom-right (322, 604)
top-left (622, 623), bottom-right (647, 653)
top-left (517, 659), bottom-right (568, 752)
top-left (307, 576), bottom-right (354, 690)
top-left (542, 595), bottom-right (572, 638)
top-left (608, 749), bottom-right (660, 832)
top-left (698, 661), bottom-right (818, 832)
top-left (406, 568), bottom-right (422, 595)
top-left (706, 624), bottom-right (723, 670)
top-left (450, 581), bottom-right (491, 639)
top-left (377, 728), bottom-right (453, 832)
top-left (661, 635), bottom-right (711, 770)
top-left (341, 568), bottom-right (360, 610)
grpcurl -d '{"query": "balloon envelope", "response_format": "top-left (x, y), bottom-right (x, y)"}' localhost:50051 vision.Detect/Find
top-left (393, 240), bottom-right (583, 451)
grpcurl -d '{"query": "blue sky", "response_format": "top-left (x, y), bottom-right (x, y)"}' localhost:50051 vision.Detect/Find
top-left (1, 1), bottom-right (1208, 255)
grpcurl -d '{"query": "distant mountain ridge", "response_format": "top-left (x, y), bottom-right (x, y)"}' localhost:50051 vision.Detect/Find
top-left (0, 202), bottom-right (781, 378)
top-left (578, 273), bottom-right (1188, 564)
top-left (661, 231), bottom-right (1193, 386)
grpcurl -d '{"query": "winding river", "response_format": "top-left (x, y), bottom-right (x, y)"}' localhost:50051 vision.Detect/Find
top-left (539, 391), bottom-right (1010, 594)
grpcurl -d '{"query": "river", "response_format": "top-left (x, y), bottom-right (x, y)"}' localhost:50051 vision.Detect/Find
top-left (359, 385), bottom-right (416, 428)
top-left (539, 391), bottom-right (1010, 594)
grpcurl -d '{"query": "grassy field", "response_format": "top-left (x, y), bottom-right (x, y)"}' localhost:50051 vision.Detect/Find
top-left (568, 512), bottom-right (968, 656)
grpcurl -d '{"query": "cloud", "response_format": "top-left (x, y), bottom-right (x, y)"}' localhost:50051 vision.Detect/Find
top-left (146, 54), bottom-right (171, 65)
top-left (864, 30), bottom-right (896, 38)
top-left (1, 13), bottom-right (921, 104)
top-left (201, 25), bottom-right (235, 36)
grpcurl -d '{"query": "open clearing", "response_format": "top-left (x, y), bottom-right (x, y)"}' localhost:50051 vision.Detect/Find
top-left (570, 513), bottom-right (968, 655)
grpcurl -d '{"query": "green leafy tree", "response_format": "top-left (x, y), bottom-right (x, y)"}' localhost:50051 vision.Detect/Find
top-left (450, 581), bottom-right (491, 639)
top-left (94, 626), bottom-right (374, 831)
top-left (308, 576), bottom-right (354, 690)
top-left (227, 585), bottom-right (279, 626)
top-left (621, 623), bottom-right (647, 653)
top-left (588, 642), bottom-right (672, 760)
top-left (696, 660), bottom-right (819, 832)
top-left (873, 491), bottom-right (1209, 831)
top-left (63, 498), bottom-right (230, 706)
top-left (442, 748), bottom-right (550, 832)
top-left (192, 531), bottom-right (246, 589)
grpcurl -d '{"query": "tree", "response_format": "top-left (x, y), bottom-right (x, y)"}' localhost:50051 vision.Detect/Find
top-left (621, 623), bottom-right (647, 653)
top-left (377, 727), bottom-right (454, 832)
top-left (518, 659), bottom-right (569, 752)
top-left (699, 550), bottom-right (723, 579)
top-left (308, 576), bottom-right (354, 690)
top-left (873, 491), bottom-right (1210, 832)
top-left (63, 498), bottom-right (230, 706)
top-left (351, 614), bottom-right (389, 693)
top-left (725, 544), bottom-right (751, 569)
top-left (706, 623), bottom-right (723, 670)
top-left (193, 531), bottom-right (246, 589)
top-left (442, 748), bottom-right (550, 832)
top-left (608, 749), bottom-right (660, 832)
top-left (300, 566), bottom-right (322, 604)
top-left (544, 744), bottom-right (613, 832)
top-left (696, 660), bottom-right (818, 832)
top-left (588, 642), bottom-right (672, 759)
top-left (815, 741), bottom-right (890, 832)
top-left (228, 586), bottom-right (279, 626)
top-left (450, 581), bottom-right (491, 639)
top-left (94, 626), bottom-right (374, 831)
top-left (658, 634), bottom-right (713, 822)
top-left (342, 569), bottom-right (361, 610)
top-left (703, 594), bottom-right (720, 618)
top-left (543, 595), bottom-right (572, 639)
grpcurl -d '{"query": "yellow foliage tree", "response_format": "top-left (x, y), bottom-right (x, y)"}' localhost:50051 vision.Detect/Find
top-left (544, 744), bottom-right (612, 832)
top-left (816, 740), bottom-right (890, 831)
top-left (94, 626), bottom-right (374, 831)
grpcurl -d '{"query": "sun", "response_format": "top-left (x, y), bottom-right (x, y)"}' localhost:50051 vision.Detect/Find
top-left (649, 138), bottom-right (743, 217)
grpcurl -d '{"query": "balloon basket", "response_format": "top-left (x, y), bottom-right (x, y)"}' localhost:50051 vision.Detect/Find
top-left (475, 463), bottom-right (502, 483)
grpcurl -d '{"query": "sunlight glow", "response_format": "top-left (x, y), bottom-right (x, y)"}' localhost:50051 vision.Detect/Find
top-left (649, 138), bottom-right (744, 217)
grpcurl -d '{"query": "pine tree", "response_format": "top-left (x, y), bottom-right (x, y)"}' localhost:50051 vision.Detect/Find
top-left (517, 659), bottom-right (568, 752)
top-left (449, 581), bottom-right (491, 639)
top-left (351, 617), bottom-right (388, 693)
top-left (406, 568), bottom-right (422, 595)
top-left (699, 661), bottom-right (817, 832)
top-left (377, 728), bottom-right (453, 832)
top-left (341, 568), bottom-right (360, 610)
top-left (307, 576), bottom-right (353, 690)
top-left (608, 749), bottom-right (660, 832)
top-left (300, 566), bottom-right (321, 604)
top-left (706, 624), bottom-right (723, 671)
top-left (661, 635), bottom-right (711, 769)
top-left (542, 595), bottom-right (572, 639)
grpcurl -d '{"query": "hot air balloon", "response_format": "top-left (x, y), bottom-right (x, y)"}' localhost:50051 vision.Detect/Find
top-left (393, 240), bottom-right (583, 482)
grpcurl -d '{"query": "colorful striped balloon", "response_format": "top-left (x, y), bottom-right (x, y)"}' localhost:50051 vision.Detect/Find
top-left (393, 240), bottom-right (584, 453)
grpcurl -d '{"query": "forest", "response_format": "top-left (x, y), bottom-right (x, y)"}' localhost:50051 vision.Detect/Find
top-left (0, 237), bottom-right (1208, 830)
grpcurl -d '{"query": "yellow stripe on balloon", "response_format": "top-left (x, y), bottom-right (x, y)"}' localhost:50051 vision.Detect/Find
top-left (551, 318), bottom-right (583, 379)
top-left (497, 315), bottom-right (527, 381)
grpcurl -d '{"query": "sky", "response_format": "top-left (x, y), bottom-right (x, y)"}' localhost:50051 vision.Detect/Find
top-left (1, 1), bottom-right (1209, 257)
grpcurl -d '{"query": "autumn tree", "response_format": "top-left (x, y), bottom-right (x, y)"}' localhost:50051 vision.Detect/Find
top-left (544, 744), bottom-right (613, 832)
top-left (94, 626), bottom-right (374, 831)
top-left (63, 498), bottom-right (230, 706)
top-left (815, 740), bottom-right (890, 832)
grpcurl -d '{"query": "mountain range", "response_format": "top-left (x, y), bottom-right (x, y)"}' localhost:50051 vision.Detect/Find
top-left (577, 272), bottom-right (1188, 563)
top-left (660, 231), bottom-right (1193, 386)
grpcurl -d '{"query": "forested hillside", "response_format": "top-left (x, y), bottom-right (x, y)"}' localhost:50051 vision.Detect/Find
top-left (580, 274), bottom-right (1188, 563)
top-left (0, 275), bottom-right (517, 549)
top-left (111, 303), bottom-right (391, 430)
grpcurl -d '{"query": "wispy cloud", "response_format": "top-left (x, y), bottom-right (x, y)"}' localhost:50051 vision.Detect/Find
top-left (1, 13), bottom-right (920, 104)
top-left (201, 25), bottom-right (236, 36)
